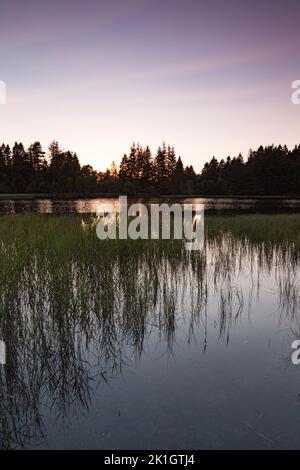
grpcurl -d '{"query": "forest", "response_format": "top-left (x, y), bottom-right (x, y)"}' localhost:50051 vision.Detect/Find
top-left (0, 140), bottom-right (299, 196)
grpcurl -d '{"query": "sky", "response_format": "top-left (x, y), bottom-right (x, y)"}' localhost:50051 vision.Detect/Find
top-left (1, 0), bottom-right (300, 172)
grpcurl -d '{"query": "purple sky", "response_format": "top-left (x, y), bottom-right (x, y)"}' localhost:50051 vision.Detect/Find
top-left (1, 0), bottom-right (300, 171)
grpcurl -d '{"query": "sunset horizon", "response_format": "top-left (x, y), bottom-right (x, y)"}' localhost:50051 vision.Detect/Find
top-left (1, 0), bottom-right (300, 459)
top-left (1, 0), bottom-right (300, 172)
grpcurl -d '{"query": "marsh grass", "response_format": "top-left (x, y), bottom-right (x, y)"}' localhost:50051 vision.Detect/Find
top-left (0, 212), bottom-right (298, 448)
top-left (206, 213), bottom-right (300, 252)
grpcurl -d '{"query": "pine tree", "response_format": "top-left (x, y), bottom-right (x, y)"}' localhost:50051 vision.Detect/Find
top-left (0, 145), bottom-right (6, 170)
top-left (119, 154), bottom-right (130, 179)
top-left (135, 144), bottom-right (144, 179)
top-left (174, 156), bottom-right (184, 177)
top-left (128, 143), bottom-right (137, 179)
top-left (166, 145), bottom-right (176, 178)
top-left (110, 161), bottom-right (118, 179)
top-left (140, 146), bottom-right (153, 183)
top-left (49, 141), bottom-right (63, 172)
top-left (28, 142), bottom-right (46, 171)
top-left (153, 143), bottom-right (168, 183)
top-left (3, 145), bottom-right (11, 167)
top-left (12, 142), bottom-right (27, 170)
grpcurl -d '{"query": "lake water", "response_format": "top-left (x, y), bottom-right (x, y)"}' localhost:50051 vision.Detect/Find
top-left (0, 196), bottom-right (299, 214)
top-left (0, 202), bottom-right (299, 449)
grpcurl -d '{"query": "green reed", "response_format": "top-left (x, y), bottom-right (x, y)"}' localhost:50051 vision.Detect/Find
top-left (0, 212), bottom-right (298, 448)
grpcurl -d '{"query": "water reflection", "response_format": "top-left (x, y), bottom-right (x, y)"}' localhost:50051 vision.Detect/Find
top-left (0, 197), bottom-right (299, 215)
top-left (0, 218), bottom-right (298, 448)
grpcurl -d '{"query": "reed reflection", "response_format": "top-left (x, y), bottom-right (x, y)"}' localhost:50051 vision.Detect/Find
top-left (0, 213), bottom-right (298, 448)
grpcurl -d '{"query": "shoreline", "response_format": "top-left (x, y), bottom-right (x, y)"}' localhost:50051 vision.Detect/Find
top-left (0, 194), bottom-right (299, 201)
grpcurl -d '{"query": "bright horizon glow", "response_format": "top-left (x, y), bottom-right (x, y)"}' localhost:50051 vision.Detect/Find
top-left (1, 0), bottom-right (300, 172)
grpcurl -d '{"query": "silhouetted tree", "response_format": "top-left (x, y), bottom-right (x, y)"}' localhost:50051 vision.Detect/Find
top-left (0, 140), bottom-right (298, 196)
top-left (166, 145), bottom-right (176, 178)
top-left (153, 143), bottom-right (168, 185)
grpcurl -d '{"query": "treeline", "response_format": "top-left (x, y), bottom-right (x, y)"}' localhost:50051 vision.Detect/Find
top-left (196, 145), bottom-right (300, 195)
top-left (0, 141), bottom-right (299, 195)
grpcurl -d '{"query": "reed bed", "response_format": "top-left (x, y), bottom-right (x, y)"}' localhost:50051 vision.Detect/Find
top-left (0, 212), bottom-right (298, 448)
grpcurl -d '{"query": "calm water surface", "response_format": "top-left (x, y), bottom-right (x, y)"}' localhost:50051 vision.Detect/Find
top-left (0, 203), bottom-right (299, 449)
top-left (0, 196), bottom-right (299, 214)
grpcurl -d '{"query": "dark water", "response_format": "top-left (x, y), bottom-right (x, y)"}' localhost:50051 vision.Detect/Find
top-left (0, 207), bottom-right (299, 449)
top-left (0, 196), bottom-right (299, 214)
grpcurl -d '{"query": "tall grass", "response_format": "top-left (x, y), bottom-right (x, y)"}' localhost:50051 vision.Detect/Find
top-left (0, 212), bottom-right (298, 448)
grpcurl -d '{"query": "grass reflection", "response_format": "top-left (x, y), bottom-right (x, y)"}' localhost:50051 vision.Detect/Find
top-left (0, 213), bottom-right (298, 448)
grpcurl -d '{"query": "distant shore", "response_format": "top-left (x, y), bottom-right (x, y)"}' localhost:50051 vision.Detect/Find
top-left (0, 193), bottom-right (299, 200)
